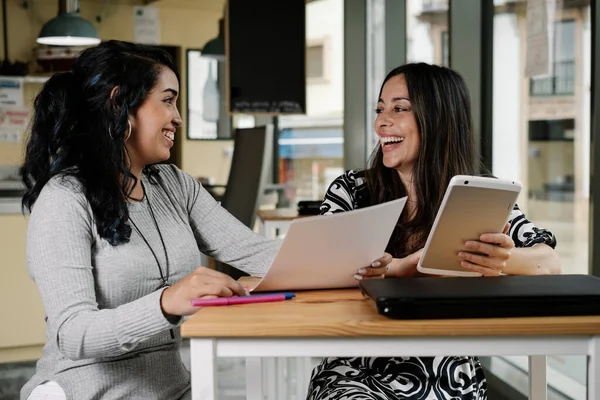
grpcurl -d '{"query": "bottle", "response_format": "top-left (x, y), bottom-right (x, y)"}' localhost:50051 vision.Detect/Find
top-left (202, 61), bottom-right (219, 123)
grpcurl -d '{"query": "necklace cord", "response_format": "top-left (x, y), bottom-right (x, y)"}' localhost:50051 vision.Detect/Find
top-left (129, 180), bottom-right (170, 287)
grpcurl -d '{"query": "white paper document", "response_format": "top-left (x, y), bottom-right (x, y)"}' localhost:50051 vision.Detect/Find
top-left (252, 197), bottom-right (407, 292)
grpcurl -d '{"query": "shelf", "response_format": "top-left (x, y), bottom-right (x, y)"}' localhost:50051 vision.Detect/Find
top-left (0, 75), bottom-right (50, 84)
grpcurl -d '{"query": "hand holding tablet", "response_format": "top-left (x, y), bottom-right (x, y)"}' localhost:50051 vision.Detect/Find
top-left (457, 221), bottom-right (515, 276)
top-left (417, 175), bottom-right (522, 277)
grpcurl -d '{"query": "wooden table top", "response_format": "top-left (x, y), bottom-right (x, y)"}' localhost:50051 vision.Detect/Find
top-left (181, 278), bottom-right (600, 338)
top-left (256, 208), bottom-right (307, 221)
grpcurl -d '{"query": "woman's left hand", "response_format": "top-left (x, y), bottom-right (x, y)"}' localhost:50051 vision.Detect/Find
top-left (458, 223), bottom-right (514, 276)
top-left (354, 252), bottom-right (393, 280)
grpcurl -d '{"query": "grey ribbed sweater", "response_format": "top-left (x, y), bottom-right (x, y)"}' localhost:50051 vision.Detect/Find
top-left (20, 164), bottom-right (281, 400)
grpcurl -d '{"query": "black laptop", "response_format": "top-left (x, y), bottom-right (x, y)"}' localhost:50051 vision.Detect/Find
top-left (359, 274), bottom-right (600, 319)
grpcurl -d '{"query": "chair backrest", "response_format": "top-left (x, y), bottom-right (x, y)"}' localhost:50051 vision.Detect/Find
top-left (216, 125), bottom-right (273, 278)
top-left (222, 124), bottom-right (274, 230)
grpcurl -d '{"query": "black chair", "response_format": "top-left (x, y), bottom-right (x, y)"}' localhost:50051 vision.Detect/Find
top-left (214, 125), bottom-right (274, 278)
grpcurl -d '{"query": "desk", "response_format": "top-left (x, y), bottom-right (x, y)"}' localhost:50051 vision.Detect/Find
top-left (257, 208), bottom-right (307, 239)
top-left (181, 282), bottom-right (600, 400)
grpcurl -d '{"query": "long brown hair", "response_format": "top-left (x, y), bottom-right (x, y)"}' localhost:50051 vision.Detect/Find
top-left (365, 63), bottom-right (480, 257)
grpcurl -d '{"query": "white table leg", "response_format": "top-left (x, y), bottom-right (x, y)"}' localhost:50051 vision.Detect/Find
top-left (528, 355), bottom-right (547, 400)
top-left (190, 339), bottom-right (217, 400)
top-left (258, 218), bottom-right (266, 237)
top-left (589, 336), bottom-right (599, 400)
top-left (245, 357), bottom-right (264, 400)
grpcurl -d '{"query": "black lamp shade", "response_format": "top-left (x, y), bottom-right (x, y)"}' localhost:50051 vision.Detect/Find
top-left (201, 18), bottom-right (225, 60)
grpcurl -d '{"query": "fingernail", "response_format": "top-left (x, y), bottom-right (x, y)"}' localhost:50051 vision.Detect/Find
top-left (465, 241), bottom-right (476, 249)
top-left (358, 268), bottom-right (367, 274)
top-left (458, 252), bottom-right (466, 258)
top-left (371, 261), bottom-right (381, 267)
top-left (354, 273), bottom-right (363, 280)
top-left (244, 289), bottom-right (250, 296)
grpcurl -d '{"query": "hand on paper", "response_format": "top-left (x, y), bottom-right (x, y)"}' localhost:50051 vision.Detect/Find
top-left (160, 266), bottom-right (249, 316)
top-left (458, 223), bottom-right (514, 276)
top-left (354, 252), bottom-right (393, 280)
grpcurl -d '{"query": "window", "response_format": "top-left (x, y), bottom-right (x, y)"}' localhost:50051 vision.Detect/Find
top-left (278, 126), bottom-right (343, 203)
top-left (307, 44), bottom-right (325, 79)
top-left (530, 20), bottom-right (576, 96)
top-left (276, 0), bottom-right (344, 207)
top-left (422, 0), bottom-right (447, 12)
top-left (493, 4), bottom-right (590, 397)
top-left (407, 0), bottom-right (448, 65)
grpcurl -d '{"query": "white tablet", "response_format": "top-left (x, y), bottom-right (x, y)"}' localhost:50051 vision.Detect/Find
top-left (417, 175), bottom-right (522, 277)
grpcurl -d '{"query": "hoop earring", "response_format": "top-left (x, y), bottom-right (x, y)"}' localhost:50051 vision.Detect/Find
top-left (124, 120), bottom-right (132, 142)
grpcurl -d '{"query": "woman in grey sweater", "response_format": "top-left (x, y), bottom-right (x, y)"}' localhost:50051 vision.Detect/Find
top-left (19, 40), bottom-right (290, 400)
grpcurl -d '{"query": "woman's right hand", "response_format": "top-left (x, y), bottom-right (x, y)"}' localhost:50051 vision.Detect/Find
top-left (160, 267), bottom-right (248, 316)
top-left (386, 248), bottom-right (424, 277)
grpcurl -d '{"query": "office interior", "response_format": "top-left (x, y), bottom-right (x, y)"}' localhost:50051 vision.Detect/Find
top-left (0, 0), bottom-right (597, 399)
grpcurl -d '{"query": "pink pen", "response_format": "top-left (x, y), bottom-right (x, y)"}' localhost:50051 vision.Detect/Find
top-left (191, 292), bottom-right (296, 307)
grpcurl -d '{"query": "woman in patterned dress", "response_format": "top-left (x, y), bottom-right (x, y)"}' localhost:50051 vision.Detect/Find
top-left (306, 63), bottom-right (561, 400)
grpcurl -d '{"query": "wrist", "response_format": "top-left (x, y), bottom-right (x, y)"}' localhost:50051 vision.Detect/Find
top-left (386, 257), bottom-right (420, 278)
top-left (159, 287), bottom-right (177, 319)
top-left (385, 258), bottom-right (403, 277)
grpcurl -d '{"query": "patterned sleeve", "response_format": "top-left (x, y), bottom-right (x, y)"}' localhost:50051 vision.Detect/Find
top-left (320, 170), bottom-right (359, 215)
top-left (507, 204), bottom-right (557, 249)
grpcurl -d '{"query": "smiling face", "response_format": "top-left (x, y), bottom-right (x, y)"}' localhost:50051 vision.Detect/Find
top-left (374, 74), bottom-right (420, 176)
top-left (126, 67), bottom-right (182, 169)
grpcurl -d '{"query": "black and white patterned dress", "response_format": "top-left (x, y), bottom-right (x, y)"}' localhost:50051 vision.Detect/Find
top-left (307, 170), bottom-right (557, 400)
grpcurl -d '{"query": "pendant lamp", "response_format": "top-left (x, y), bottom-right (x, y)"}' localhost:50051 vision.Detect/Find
top-left (37, 0), bottom-right (100, 46)
top-left (201, 17), bottom-right (225, 60)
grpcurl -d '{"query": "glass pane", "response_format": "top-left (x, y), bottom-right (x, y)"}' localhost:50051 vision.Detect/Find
top-left (492, 0), bottom-right (591, 396)
top-left (407, 0), bottom-right (448, 64)
top-left (277, 0), bottom-right (345, 207)
top-left (530, 20), bottom-right (576, 96)
top-left (493, 0), bottom-right (590, 275)
top-left (307, 45), bottom-right (325, 78)
top-left (555, 20), bottom-right (575, 61)
top-left (187, 50), bottom-right (219, 139)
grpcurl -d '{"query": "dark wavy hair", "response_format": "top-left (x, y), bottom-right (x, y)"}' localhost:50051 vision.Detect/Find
top-left (21, 40), bottom-right (178, 246)
top-left (365, 62), bottom-right (480, 257)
